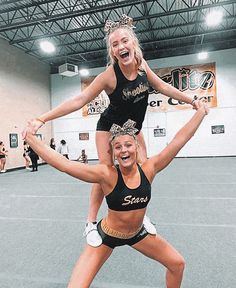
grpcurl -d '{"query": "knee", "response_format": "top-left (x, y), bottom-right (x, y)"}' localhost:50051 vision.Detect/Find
top-left (178, 257), bottom-right (185, 272)
top-left (173, 255), bottom-right (185, 274)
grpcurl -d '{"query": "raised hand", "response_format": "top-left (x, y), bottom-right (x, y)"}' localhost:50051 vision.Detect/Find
top-left (22, 118), bottom-right (45, 139)
top-left (198, 98), bottom-right (209, 115)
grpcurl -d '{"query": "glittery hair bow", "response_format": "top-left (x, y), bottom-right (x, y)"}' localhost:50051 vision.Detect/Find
top-left (110, 119), bottom-right (138, 141)
top-left (104, 14), bottom-right (135, 35)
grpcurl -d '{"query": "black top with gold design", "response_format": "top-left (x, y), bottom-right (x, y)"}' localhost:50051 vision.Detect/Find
top-left (97, 62), bottom-right (150, 132)
top-left (105, 164), bottom-right (151, 211)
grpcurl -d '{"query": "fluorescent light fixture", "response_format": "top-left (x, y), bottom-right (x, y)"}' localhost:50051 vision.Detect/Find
top-left (206, 10), bottom-right (223, 26)
top-left (40, 40), bottom-right (55, 53)
top-left (198, 51), bottom-right (208, 60)
top-left (79, 69), bottom-right (89, 77)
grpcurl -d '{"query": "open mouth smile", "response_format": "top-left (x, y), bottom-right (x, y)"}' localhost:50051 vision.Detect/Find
top-left (121, 155), bottom-right (130, 161)
top-left (120, 51), bottom-right (129, 59)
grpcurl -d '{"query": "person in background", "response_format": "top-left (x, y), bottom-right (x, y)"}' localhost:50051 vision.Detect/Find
top-left (77, 149), bottom-right (88, 164)
top-left (23, 14), bottom-right (200, 247)
top-left (28, 145), bottom-right (39, 172)
top-left (25, 100), bottom-right (209, 288)
top-left (0, 141), bottom-right (8, 173)
top-left (50, 138), bottom-right (56, 150)
top-left (23, 141), bottom-right (31, 170)
top-left (57, 139), bottom-right (69, 159)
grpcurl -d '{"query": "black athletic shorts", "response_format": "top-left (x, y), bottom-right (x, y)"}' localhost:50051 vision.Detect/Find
top-left (97, 220), bottom-right (149, 249)
top-left (96, 116), bottom-right (141, 135)
top-left (96, 116), bottom-right (115, 132)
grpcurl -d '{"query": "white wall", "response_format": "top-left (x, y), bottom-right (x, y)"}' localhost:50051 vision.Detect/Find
top-left (0, 38), bottom-right (52, 169)
top-left (51, 48), bottom-right (236, 159)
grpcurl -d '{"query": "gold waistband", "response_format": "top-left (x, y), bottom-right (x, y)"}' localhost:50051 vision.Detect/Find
top-left (101, 218), bottom-right (142, 239)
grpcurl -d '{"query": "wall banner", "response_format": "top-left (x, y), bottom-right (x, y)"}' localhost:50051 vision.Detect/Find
top-left (149, 62), bottom-right (217, 112)
top-left (81, 77), bottom-right (110, 117)
top-left (81, 62), bottom-right (217, 116)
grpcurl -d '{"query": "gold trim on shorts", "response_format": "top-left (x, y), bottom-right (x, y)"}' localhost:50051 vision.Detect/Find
top-left (101, 218), bottom-right (142, 239)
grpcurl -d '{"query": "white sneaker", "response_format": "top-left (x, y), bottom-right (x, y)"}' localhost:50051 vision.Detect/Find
top-left (83, 222), bottom-right (102, 247)
top-left (143, 215), bottom-right (157, 235)
top-left (0, 170), bottom-right (6, 173)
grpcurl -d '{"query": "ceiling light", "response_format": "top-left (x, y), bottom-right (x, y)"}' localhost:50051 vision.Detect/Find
top-left (40, 40), bottom-right (55, 53)
top-left (206, 10), bottom-right (223, 26)
top-left (79, 69), bottom-right (89, 77)
top-left (198, 51), bottom-right (208, 60)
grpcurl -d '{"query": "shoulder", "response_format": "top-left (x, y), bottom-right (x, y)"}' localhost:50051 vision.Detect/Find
top-left (104, 65), bottom-right (116, 78)
top-left (139, 159), bottom-right (156, 183)
top-left (101, 163), bottom-right (117, 177)
top-left (102, 65), bottom-right (117, 94)
top-left (94, 66), bottom-right (115, 83)
top-left (98, 164), bottom-right (118, 187)
top-left (141, 59), bottom-right (154, 74)
top-left (140, 59), bottom-right (148, 72)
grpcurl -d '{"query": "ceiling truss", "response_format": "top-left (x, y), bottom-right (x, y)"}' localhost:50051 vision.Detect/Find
top-left (0, 0), bottom-right (235, 72)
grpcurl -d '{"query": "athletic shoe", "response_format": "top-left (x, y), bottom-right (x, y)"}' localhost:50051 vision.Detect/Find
top-left (0, 170), bottom-right (6, 173)
top-left (26, 167), bottom-right (31, 170)
top-left (143, 215), bottom-right (157, 235)
top-left (83, 222), bottom-right (102, 247)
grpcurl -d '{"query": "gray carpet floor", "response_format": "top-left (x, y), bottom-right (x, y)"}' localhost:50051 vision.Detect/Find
top-left (0, 157), bottom-right (235, 288)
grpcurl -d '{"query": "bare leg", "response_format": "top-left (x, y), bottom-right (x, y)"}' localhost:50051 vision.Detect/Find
top-left (1, 158), bottom-right (6, 171)
top-left (87, 183), bottom-right (104, 222)
top-left (67, 244), bottom-right (113, 288)
top-left (24, 156), bottom-right (31, 168)
top-left (136, 131), bottom-right (148, 163)
top-left (26, 155), bottom-right (31, 168)
top-left (86, 131), bottom-right (112, 223)
top-left (132, 234), bottom-right (185, 288)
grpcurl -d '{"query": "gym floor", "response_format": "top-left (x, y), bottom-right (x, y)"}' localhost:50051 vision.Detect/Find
top-left (0, 157), bottom-right (235, 288)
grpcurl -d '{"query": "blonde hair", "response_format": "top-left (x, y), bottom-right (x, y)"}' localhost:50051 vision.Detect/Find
top-left (106, 26), bottom-right (143, 69)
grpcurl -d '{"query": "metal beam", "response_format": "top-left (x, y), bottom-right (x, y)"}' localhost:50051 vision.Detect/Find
top-left (38, 26), bottom-right (236, 61)
top-left (8, 3), bottom-right (236, 45)
top-left (0, 0), bottom-right (144, 32)
top-left (0, 0), bottom-right (235, 33)
top-left (25, 13), bottom-right (236, 55)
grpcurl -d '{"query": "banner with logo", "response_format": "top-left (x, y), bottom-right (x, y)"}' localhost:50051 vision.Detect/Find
top-left (149, 62), bottom-right (217, 112)
top-left (81, 77), bottom-right (110, 117)
top-left (81, 62), bottom-right (217, 116)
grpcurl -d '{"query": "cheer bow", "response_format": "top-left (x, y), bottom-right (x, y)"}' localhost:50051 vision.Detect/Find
top-left (110, 119), bottom-right (138, 140)
top-left (104, 14), bottom-right (135, 35)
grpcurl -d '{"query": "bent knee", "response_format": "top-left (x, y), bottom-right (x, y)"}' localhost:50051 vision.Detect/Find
top-left (173, 256), bottom-right (185, 273)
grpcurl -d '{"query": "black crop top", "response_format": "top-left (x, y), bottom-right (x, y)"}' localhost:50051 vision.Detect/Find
top-left (105, 164), bottom-right (151, 211)
top-left (99, 62), bottom-right (150, 132)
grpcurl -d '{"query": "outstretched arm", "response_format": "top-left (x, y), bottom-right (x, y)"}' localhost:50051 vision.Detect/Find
top-left (146, 100), bottom-right (208, 178)
top-left (143, 60), bottom-right (200, 109)
top-left (22, 71), bottom-right (110, 138)
top-left (25, 133), bottom-right (108, 184)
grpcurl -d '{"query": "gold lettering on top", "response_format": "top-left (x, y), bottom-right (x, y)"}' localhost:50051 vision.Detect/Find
top-left (122, 82), bottom-right (149, 101)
